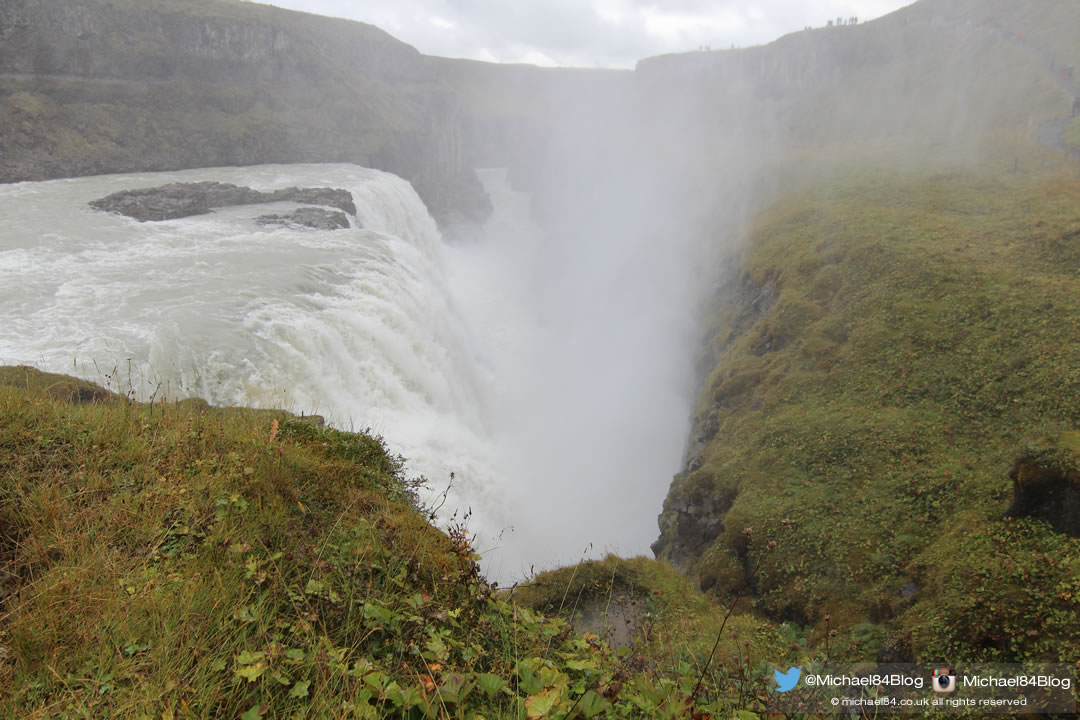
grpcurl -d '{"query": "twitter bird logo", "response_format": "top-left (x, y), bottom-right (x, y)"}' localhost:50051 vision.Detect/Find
top-left (774, 667), bottom-right (802, 692)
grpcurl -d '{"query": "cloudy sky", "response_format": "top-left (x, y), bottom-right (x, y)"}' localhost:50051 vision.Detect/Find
top-left (266, 0), bottom-right (916, 68)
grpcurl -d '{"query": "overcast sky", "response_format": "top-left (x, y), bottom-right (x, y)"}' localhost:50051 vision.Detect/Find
top-left (265, 0), bottom-right (916, 68)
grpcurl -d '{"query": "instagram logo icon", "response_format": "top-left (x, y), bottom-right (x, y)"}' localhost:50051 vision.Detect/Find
top-left (932, 667), bottom-right (957, 694)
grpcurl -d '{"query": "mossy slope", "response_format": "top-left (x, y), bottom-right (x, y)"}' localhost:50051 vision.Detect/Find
top-left (656, 166), bottom-right (1080, 664)
top-left (0, 371), bottom-right (803, 718)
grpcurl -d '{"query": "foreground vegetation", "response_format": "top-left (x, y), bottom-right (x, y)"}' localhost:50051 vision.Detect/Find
top-left (656, 161), bottom-right (1080, 665)
top-left (0, 367), bottom-right (807, 718)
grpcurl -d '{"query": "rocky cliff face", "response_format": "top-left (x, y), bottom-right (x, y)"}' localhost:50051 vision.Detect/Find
top-left (0, 0), bottom-right (489, 225)
top-left (651, 271), bottom-right (776, 572)
top-left (0, 0), bottom-right (649, 230)
top-left (2, 0), bottom-right (1075, 228)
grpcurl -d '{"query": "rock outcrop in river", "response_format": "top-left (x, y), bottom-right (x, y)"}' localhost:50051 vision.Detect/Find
top-left (89, 181), bottom-right (356, 221)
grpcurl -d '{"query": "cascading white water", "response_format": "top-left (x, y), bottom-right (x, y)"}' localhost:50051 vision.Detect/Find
top-left (0, 164), bottom-right (513, 563)
top-left (0, 163), bottom-right (696, 582)
top-left (446, 169), bottom-right (697, 579)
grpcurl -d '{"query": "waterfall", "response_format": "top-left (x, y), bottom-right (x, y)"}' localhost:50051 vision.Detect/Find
top-left (0, 162), bottom-right (695, 582)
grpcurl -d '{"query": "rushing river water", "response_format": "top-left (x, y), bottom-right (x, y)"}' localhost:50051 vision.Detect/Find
top-left (0, 163), bottom-right (694, 580)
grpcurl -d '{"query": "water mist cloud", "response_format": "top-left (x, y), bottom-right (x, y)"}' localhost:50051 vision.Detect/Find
top-left (444, 168), bottom-right (702, 578)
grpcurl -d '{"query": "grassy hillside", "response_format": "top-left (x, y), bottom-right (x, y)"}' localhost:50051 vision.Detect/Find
top-left (654, 157), bottom-right (1080, 664)
top-left (0, 367), bottom-right (805, 718)
top-left (1066, 116), bottom-right (1080, 151)
top-left (645, 1), bottom-right (1080, 666)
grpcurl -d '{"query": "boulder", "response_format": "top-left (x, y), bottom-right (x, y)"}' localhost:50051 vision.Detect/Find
top-left (89, 181), bottom-right (356, 221)
top-left (652, 468), bottom-right (736, 569)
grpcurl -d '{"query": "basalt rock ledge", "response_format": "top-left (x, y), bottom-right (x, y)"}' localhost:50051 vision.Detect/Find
top-left (89, 182), bottom-right (356, 222)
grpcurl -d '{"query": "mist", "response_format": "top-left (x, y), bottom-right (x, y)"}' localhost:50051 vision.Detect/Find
top-left (425, 59), bottom-right (778, 579)
top-left (1, 0), bottom-right (1068, 583)
top-left (424, 0), bottom-right (1066, 578)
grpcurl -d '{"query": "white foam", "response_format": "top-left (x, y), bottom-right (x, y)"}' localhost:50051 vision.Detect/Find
top-left (0, 163), bottom-right (698, 583)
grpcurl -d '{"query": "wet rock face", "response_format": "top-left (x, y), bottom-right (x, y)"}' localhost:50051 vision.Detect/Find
top-left (657, 495), bottom-right (730, 569)
top-left (653, 272), bottom-right (777, 566)
top-left (88, 181), bottom-right (356, 221)
top-left (1005, 437), bottom-right (1080, 538)
top-left (652, 469), bottom-right (736, 570)
top-left (256, 206), bottom-right (350, 230)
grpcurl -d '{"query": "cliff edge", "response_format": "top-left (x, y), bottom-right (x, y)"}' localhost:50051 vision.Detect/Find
top-left (0, 0), bottom-right (492, 225)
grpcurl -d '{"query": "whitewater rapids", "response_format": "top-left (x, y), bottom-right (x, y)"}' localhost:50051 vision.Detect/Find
top-left (0, 164), bottom-right (693, 581)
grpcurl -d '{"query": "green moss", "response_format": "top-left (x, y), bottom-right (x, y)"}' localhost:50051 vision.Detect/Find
top-left (659, 167), bottom-right (1080, 663)
top-left (1012, 441), bottom-right (1080, 490)
top-left (757, 290), bottom-right (824, 353)
top-left (808, 264), bottom-right (845, 303)
top-left (697, 545), bottom-right (747, 596)
top-left (910, 517), bottom-right (1080, 662)
top-left (713, 370), bottom-right (763, 407)
top-left (0, 365), bottom-right (113, 404)
top-left (1059, 431), bottom-right (1080, 455)
top-left (0, 371), bottom-right (813, 717)
top-left (1064, 116), bottom-right (1080, 151)
top-left (515, 555), bottom-right (787, 668)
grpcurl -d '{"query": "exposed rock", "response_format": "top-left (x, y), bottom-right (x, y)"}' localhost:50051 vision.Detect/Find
top-left (667, 495), bottom-right (729, 566)
top-left (567, 592), bottom-right (648, 650)
top-left (257, 206), bottom-right (351, 230)
top-left (0, 0), bottom-right (498, 228)
top-left (275, 187), bottom-right (357, 216)
top-left (416, 168), bottom-right (495, 236)
top-left (89, 181), bottom-right (356, 221)
top-left (90, 181), bottom-right (258, 220)
top-left (897, 582), bottom-right (918, 600)
top-left (1004, 434), bottom-right (1080, 538)
top-left (654, 271), bottom-right (778, 565)
top-left (652, 469), bottom-right (736, 569)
